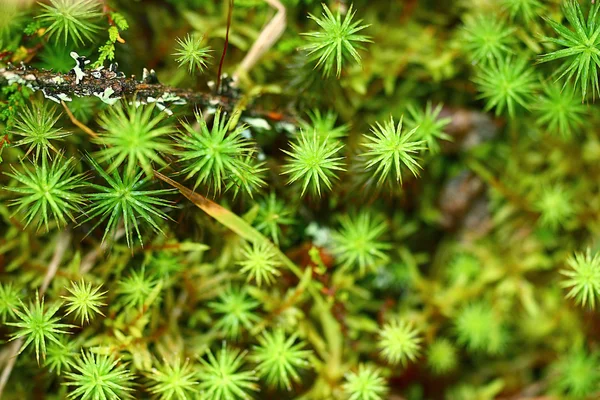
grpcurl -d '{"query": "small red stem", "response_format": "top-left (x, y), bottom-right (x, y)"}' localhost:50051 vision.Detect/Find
top-left (216, 0), bottom-right (234, 93)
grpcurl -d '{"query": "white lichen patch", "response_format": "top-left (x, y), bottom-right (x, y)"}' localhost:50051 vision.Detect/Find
top-left (70, 51), bottom-right (90, 84)
top-left (244, 117), bottom-right (271, 131)
top-left (51, 76), bottom-right (65, 84)
top-left (91, 67), bottom-right (104, 79)
top-left (42, 89), bottom-right (61, 104)
top-left (160, 92), bottom-right (186, 105)
top-left (3, 71), bottom-right (26, 85)
top-left (241, 129), bottom-right (253, 139)
top-left (57, 93), bottom-right (72, 102)
top-left (155, 102), bottom-right (173, 115)
top-left (93, 87), bottom-right (120, 105)
top-left (142, 92), bottom-right (186, 116)
top-left (306, 222), bottom-right (332, 247)
top-left (138, 97), bottom-right (171, 115)
top-left (279, 121), bottom-right (297, 134)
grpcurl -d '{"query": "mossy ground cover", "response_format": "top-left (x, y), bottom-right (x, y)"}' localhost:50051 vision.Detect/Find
top-left (1, 0), bottom-right (600, 399)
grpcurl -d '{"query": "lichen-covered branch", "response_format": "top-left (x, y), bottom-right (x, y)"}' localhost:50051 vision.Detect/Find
top-left (0, 55), bottom-right (238, 116)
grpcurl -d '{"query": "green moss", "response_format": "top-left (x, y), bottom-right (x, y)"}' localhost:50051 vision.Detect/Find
top-left (1, 1), bottom-right (599, 398)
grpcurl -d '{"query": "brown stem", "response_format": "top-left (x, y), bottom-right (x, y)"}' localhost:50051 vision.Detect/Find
top-left (0, 65), bottom-right (236, 111)
top-left (1, 65), bottom-right (296, 122)
top-left (61, 101), bottom-right (98, 139)
top-left (217, 0), bottom-right (234, 92)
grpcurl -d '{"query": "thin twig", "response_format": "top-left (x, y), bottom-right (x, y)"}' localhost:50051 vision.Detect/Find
top-left (1, 65), bottom-right (295, 122)
top-left (234, 0), bottom-right (286, 79)
top-left (0, 230), bottom-right (71, 399)
top-left (0, 65), bottom-right (236, 110)
top-left (217, 0), bottom-right (234, 92)
top-left (41, 230), bottom-right (72, 293)
top-left (61, 101), bottom-right (98, 139)
top-left (0, 341), bottom-right (21, 400)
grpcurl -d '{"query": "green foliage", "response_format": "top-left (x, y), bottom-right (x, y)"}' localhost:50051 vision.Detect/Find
top-left (67, 97), bottom-right (101, 124)
top-left (405, 102), bottom-right (452, 154)
top-left (24, 21), bottom-right (43, 37)
top-left (461, 15), bottom-right (515, 65)
top-left (447, 252), bottom-right (481, 285)
top-left (362, 116), bottom-right (425, 185)
top-left (281, 129), bottom-right (345, 196)
top-left (253, 192), bottom-right (295, 246)
top-left (8, 292), bottom-right (72, 364)
top-left (209, 287), bottom-right (260, 339)
top-left (426, 338), bottom-right (458, 375)
top-left (474, 56), bottom-right (538, 118)
top-left (4, 156), bottom-right (86, 231)
top-left (342, 364), bottom-right (388, 400)
top-left (44, 335), bottom-right (77, 375)
top-left (454, 302), bottom-right (505, 355)
top-left (224, 154), bottom-right (267, 199)
top-left (534, 83), bottom-right (587, 137)
top-left (1, 84), bottom-right (31, 125)
top-left (378, 320), bottom-right (422, 366)
top-left (0, 4), bottom-right (27, 46)
top-left (561, 249), bottom-right (600, 309)
top-left (91, 10), bottom-right (129, 67)
top-left (95, 43), bottom-right (115, 68)
top-left (251, 328), bottom-right (311, 390)
top-left (173, 33), bottom-right (212, 74)
top-left (534, 184), bottom-right (576, 230)
top-left (0, 282), bottom-right (22, 322)
top-left (539, 1), bottom-right (600, 100)
top-left (62, 280), bottom-right (106, 325)
top-left (176, 109), bottom-right (256, 195)
top-left (111, 12), bottom-right (129, 31)
top-left (197, 343), bottom-right (259, 400)
top-left (147, 251), bottom-right (187, 281)
top-left (84, 157), bottom-right (174, 247)
top-left (298, 109), bottom-right (349, 142)
top-left (302, 4), bottom-right (371, 77)
top-left (3, 0), bottom-right (600, 398)
top-left (65, 352), bottom-right (135, 400)
top-left (146, 358), bottom-right (199, 400)
top-left (95, 103), bottom-right (174, 178)
top-left (11, 102), bottom-right (68, 161)
top-left (37, 0), bottom-right (102, 45)
top-left (116, 266), bottom-right (160, 311)
top-left (501, 0), bottom-right (542, 22)
top-left (551, 348), bottom-right (600, 398)
top-left (37, 44), bottom-right (80, 72)
top-left (330, 211), bottom-right (390, 275)
top-left (108, 27), bottom-right (119, 43)
top-left (238, 242), bottom-right (281, 286)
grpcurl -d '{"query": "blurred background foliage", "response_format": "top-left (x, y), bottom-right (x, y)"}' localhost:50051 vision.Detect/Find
top-left (2, 0), bottom-right (600, 399)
